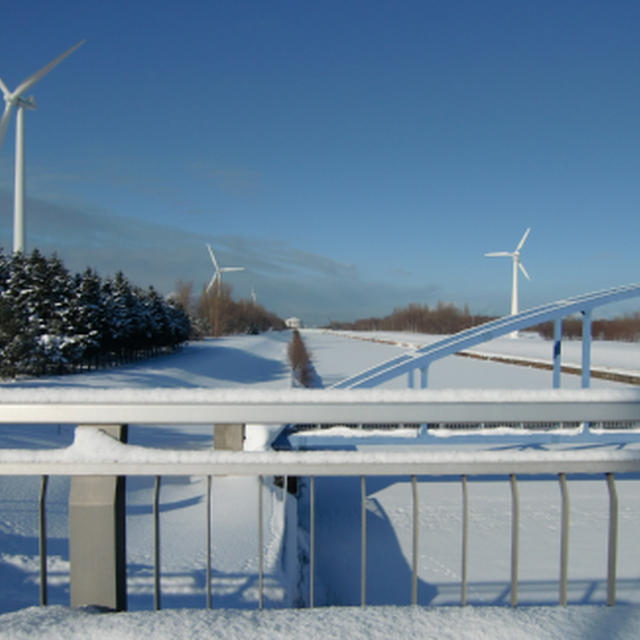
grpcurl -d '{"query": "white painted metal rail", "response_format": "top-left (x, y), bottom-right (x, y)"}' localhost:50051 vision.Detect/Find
top-left (1, 389), bottom-right (639, 610)
top-left (1, 387), bottom-right (640, 425)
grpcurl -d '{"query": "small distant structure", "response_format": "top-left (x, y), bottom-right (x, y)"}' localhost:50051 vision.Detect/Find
top-left (285, 317), bottom-right (302, 329)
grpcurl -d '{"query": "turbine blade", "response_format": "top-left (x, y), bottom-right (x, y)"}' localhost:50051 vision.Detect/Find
top-left (220, 267), bottom-right (245, 272)
top-left (0, 77), bottom-right (9, 98)
top-left (0, 101), bottom-right (13, 149)
top-left (206, 243), bottom-right (219, 270)
top-left (484, 251), bottom-right (511, 257)
top-left (12, 39), bottom-right (85, 99)
top-left (515, 227), bottom-right (531, 252)
top-left (519, 262), bottom-right (531, 280)
top-left (206, 273), bottom-right (219, 293)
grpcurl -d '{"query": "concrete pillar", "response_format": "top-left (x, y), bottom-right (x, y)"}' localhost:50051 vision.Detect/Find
top-left (69, 425), bottom-right (127, 611)
top-left (214, 423), bottom-right (245, 450)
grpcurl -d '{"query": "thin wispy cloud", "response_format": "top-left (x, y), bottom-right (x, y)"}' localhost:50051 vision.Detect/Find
top-left (0, 190), bottom-right (444, 324)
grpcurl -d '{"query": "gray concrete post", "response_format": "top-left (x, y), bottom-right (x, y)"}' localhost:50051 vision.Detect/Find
top-left (69, 425), bottom-right (127, 611)
top-left (214, 423), bottom-right (245, 450)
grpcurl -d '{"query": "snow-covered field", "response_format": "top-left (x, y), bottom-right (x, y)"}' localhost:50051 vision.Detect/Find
top-left (1, 329), bottom-right (639, 638)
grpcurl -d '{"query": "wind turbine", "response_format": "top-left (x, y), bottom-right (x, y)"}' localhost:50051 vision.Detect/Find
top-left (0, 39), bottom-right (85, 253)
top-left (206, 244), bottom-right (245, 296)
top-left (485, 228), bottom-right (531, 337)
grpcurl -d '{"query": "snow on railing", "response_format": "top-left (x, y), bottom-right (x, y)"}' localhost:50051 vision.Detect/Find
top-left (1, 388), bottom-right (640, 612)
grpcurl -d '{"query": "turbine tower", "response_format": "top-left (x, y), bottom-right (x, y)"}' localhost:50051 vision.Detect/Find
top-left (206, 244), bottom-right (245, 296)
top-left (0, 40), bottom-right (84, 253)
top-left (485, 227), bottom-right (531, 337)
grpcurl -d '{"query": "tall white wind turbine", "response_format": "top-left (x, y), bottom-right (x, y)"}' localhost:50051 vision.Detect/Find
top-left (485, 227), bottom-right (531, 337)
top-left (0, 40), bottom-right (85, 253)
top-left (206, 244), bottom-right (245, 296)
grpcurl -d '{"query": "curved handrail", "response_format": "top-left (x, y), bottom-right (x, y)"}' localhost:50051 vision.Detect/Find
top-left (334, 283), bottom-right (640, 389)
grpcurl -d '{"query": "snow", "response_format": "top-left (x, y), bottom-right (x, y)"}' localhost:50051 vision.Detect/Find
top-left (1, 329), bottom-right (640, 638)
top-left (2, 604), bottom-right (640, 640)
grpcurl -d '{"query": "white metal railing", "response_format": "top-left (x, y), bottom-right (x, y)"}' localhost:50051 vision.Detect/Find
top-left (1, 388), bottom-right (640, 611)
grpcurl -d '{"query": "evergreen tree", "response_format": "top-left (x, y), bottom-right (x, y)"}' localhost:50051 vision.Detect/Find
top-left (0, 249), bottom-right (191, 378)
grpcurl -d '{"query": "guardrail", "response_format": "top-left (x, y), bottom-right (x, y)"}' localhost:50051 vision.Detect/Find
top-left (1, 388), bottom-right (640, 611)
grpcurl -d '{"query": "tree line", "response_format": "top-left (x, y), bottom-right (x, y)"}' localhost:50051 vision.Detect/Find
top-left (327, 302), bottom-right (640, 342)
top-left (175, 281), bottom-right (285, 337)
top-left (0, 249), bottom-right (190, 378)
top-left (327, 302), bottom-right (496, 335)
top-left (533, 314), bottom-right (640, 342)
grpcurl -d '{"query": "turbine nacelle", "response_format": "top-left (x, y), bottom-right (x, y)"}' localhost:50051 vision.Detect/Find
top-left (16, 96), bottom-right (36, 110)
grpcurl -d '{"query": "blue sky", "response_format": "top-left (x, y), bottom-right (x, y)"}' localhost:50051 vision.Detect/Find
top-left (1, 1), bottom-right (639, 325)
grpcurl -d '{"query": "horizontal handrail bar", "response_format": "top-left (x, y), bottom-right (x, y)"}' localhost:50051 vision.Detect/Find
top-left (1, 389), bottom-right (640, 424)
top-left (2, 446), bottom-right (639, 476)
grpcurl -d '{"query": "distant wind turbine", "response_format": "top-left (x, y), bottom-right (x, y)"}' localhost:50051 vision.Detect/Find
top-left (0, 39), bottom-right (85, 253)
top-left (206, 244), bottom-right (245, 295)
top-left (485, 228), bottom-right (531, 337)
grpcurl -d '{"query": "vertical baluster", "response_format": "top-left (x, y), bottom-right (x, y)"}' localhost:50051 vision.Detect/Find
top-left (461, 475), bottom-right (468, 606)
top-left (510, 474), bottom-right (519, 607)
top-left (606, 473), bottom-right (618, 606)
top-left (361, 475), bottom-right (366, 607)
top-left (153, 475), bottom-right (161, 611)
top-left (258, 475), bottom-right (263, 610)
top-left (558, 473), bottom-right (569, 606)
top-left (206, 475), bottom-right (212, 609)
top-left (309, 476), bottom-right (315, 608)
top-left (411, 475), bottom-right (418, 605)
top-left (39, 475), bottom-right (49, 606)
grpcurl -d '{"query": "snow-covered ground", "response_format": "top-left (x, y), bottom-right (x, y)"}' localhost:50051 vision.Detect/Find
top-left (1, 329), bottom-right (639, 638)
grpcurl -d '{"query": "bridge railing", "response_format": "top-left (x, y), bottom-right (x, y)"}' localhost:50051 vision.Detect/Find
top-left (332, 282), bottom-right (640, 389)
top-left (1, 388), bottom-right (639, 611)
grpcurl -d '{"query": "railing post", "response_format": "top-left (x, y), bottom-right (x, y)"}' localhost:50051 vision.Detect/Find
top-left (39, 475), bottom-right (49, 606)
top-left (407, 369), bottom-right (415, 389)
top-left (69, 425), bottom-right (127, 611)
top-left (309, 476), bottom-right (315, 608)
top-left (206, 475), bottom-right (212, 610)
top-left (153, 475), bottom-right (161, 611)
top-left (581, 310), bottom-right (592, 389)
top-left (553, 318), bottom-right (562, 389)
top-left (558, 473), bottom-right (569, 605)
top-left (606, 473), bottom-right (618, 606)
top-left (214, 423), bottom-right (245, 450)
top-left (361, 475), bottom-right (366, 607)
top-left (420, 366), bottom-right (428, 389)
top-left (509, 474), bottom-right (519, 607)
top-left (411, 475), bottom-right (418, 605)
top-left (461, 475), bottom-right (468, 606)
top-left (258, 475), bottom-right (264, 610)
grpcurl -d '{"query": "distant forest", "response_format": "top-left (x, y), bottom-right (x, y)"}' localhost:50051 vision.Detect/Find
top-left (0, 249), bottom-right (190, 378)
top-left (173, 280), bottom-right (285, 338)
top-left (327, 302), bottom-right (640, 342)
